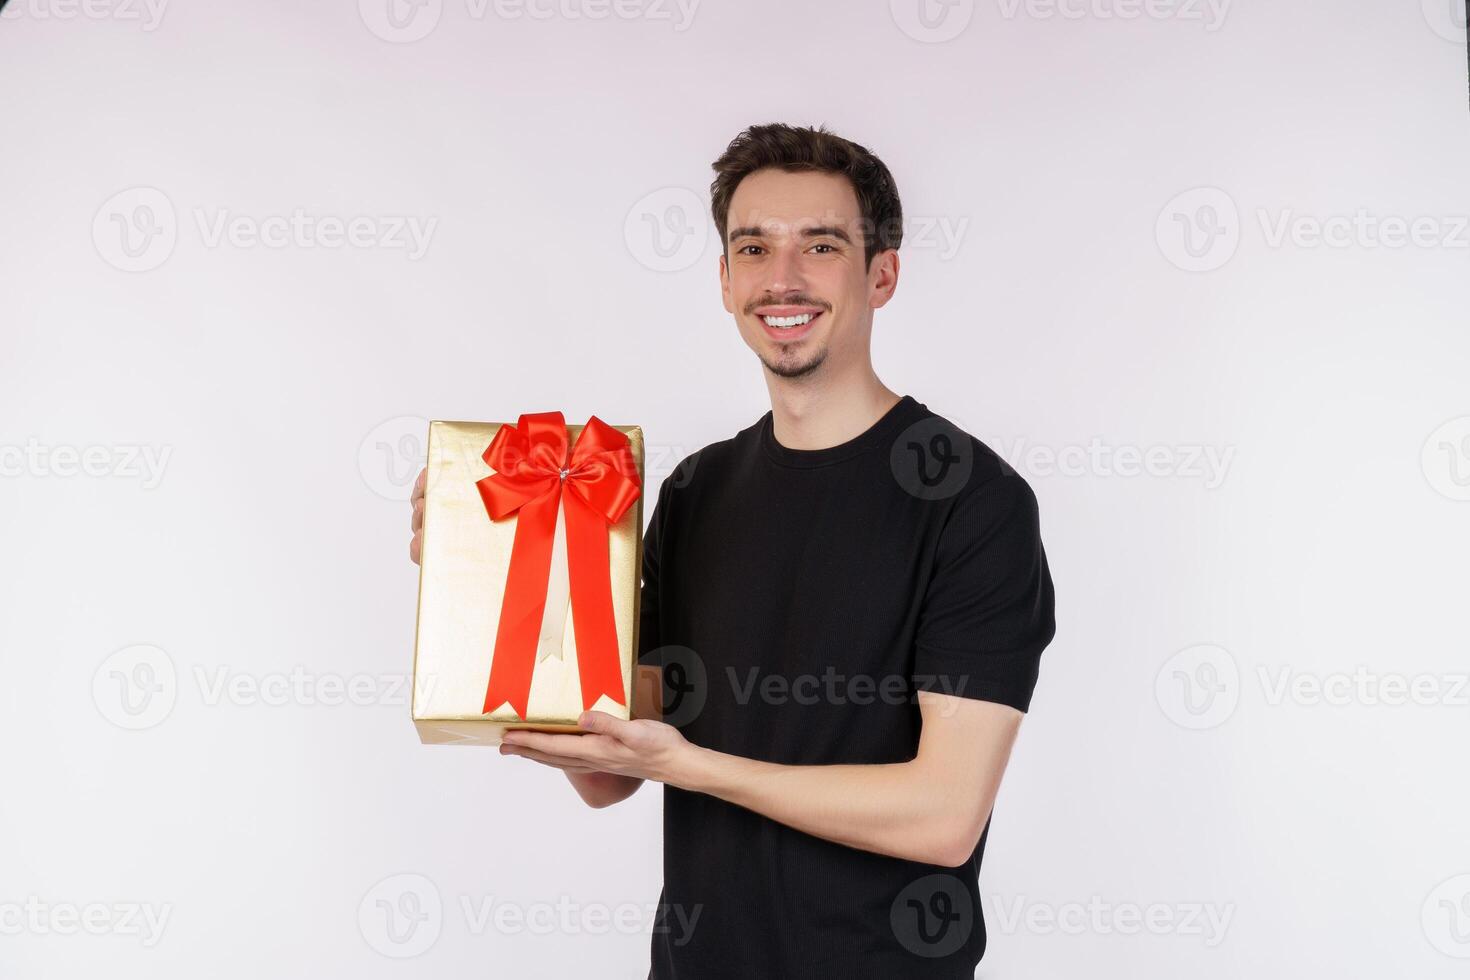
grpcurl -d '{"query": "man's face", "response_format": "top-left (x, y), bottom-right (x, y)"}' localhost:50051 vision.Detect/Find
top-left (719, 168), bottom-right (896, 381)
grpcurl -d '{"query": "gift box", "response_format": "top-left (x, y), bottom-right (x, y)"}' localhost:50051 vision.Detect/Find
top-left (411, 412), bottom-right (643, 746)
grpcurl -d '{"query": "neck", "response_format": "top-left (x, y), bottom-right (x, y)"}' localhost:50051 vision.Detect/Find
top-left (764, 364), bottom-right (902, 451)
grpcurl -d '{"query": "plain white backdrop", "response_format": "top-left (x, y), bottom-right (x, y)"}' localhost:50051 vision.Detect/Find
top-left (2, 0), bottom-right (1468, 976)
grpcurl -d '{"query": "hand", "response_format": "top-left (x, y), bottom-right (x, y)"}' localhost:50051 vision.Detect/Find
top-left (409, 466), bottom-right (426, 565)
top-left (500, 710), bottom-right (699, 788)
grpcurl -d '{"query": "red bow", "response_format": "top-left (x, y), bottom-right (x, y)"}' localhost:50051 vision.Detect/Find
top-left (476, 412), bottom-right (641, 720)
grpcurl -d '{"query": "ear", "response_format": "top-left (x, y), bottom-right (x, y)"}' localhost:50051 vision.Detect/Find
top-left (869, 248), bottom-right (899, 311)
top-left (718, 252), bottom-right (733, 315)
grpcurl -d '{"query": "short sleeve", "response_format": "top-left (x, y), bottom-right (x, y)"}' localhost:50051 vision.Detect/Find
top-left (911, 471), bottom-right (1056, 713)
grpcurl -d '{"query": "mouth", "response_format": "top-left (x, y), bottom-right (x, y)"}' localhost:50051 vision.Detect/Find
top-left (754, 307), bottom-right (824, 343)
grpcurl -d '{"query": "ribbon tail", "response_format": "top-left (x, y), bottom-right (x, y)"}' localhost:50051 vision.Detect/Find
top-left (564, 492), bottom-right (628, 711)
top-left (483, 489), bottom-right (562, 719)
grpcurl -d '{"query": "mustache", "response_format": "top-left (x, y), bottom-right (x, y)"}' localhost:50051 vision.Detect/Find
top-left (746, 297), bottom-right (828, 313)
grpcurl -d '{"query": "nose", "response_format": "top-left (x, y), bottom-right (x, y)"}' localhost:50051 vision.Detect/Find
top-left (764, 242), bottom-right (806, 295)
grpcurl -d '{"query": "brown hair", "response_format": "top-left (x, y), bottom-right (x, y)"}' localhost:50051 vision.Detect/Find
top-left (709, 123), bottom-right (903, 271)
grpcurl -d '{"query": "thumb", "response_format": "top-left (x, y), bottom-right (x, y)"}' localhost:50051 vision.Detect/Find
top-left (578, 710), bottom-right (628, 739)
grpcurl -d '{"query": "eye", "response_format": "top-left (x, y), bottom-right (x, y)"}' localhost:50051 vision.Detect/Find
top-left (736, 244), bottom-right (765, 256)
top-left (810, 243), bottom-right (836, 254)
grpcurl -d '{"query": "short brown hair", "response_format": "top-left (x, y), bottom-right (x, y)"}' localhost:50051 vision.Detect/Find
top-left (709, 123), bottom-right (903, 271)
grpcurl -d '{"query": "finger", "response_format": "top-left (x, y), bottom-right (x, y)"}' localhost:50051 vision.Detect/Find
top-left (505, 731), bottom-right (601, 760)
top-left (409, 533), bottom-right (422, 566)
top-left (412, 467), bottom-right (427, 503)
top-left (411, 497), bottom-right (424, 533)
top-left (578, 710), bottom-right (633, 740)
top-left (502, 746), bottom-right (598, 772)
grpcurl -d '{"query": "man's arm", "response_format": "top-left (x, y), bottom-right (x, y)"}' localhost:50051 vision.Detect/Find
top-left (501, 690), bottom-right (1024, 867)
top-left (684, 691), bottom-right (1021, 867)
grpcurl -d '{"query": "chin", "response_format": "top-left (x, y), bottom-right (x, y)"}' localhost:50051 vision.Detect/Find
top-left (762, 349), bottom-right (828, 380)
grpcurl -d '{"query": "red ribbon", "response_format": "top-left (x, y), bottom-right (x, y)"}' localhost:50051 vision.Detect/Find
top-left (476, 411), bottom-right (641, 720)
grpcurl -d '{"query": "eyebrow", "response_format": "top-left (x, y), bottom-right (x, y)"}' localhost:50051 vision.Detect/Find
top-left (726, 224), bottom-right (856, 246)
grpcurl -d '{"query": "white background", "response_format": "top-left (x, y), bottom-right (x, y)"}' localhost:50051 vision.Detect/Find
top-left (2, 0), bottom-right (1468, 976)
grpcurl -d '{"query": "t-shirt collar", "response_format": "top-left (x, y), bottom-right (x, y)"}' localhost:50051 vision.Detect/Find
top-left (759, 394), bottom-right (923, 469)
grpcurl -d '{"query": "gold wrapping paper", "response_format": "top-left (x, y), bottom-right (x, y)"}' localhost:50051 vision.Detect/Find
top-left (411, 419), bottom-right (643, 746)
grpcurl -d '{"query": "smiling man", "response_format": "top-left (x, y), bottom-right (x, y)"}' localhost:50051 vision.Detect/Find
top-left (409, 122), bottom-right (1056, 978)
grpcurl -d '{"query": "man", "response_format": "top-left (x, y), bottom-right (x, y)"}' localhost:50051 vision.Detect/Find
top-left (409, 122), bottom-right (1056, 978)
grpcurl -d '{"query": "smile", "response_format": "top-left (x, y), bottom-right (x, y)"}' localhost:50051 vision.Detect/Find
top-left (755, 308), bottom-right (824, 342)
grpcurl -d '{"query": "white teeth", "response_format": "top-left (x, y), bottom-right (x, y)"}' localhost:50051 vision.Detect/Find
top-left (762, 313), bottom-right (815, 328)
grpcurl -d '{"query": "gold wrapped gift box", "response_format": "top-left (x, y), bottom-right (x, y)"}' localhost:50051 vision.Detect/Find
top-left (411, 418), bottom-right (643, 746)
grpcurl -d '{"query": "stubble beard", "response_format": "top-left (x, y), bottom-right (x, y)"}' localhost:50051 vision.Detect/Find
top-left (760, 340), bottom-right (829, 380)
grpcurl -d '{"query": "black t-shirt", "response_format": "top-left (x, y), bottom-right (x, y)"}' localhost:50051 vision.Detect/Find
top-left (639, 393), bottom-right (1056, 979)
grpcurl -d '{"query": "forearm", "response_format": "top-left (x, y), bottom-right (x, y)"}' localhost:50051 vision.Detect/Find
top-left (565, 769), bottom-right (644, 808)
top-left (677, 747), bottom-right (974, 867)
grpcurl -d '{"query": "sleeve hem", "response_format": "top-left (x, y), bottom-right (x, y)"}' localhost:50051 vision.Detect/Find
top-left (911, 637), bottom-right (1050, 713)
